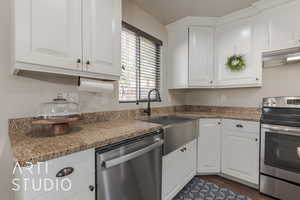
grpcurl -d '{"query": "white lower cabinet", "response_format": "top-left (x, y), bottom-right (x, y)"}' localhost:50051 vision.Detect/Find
top-left (162, 139), bottom-right (197, 200)
top-left (197, 119), bottom-right (259, 185)
top-left (221, 119), bottom-right (260, 185)
top-left (197, 119), bottom-right (221, 174)
top-left (14, 149), bottom-right (95, 200)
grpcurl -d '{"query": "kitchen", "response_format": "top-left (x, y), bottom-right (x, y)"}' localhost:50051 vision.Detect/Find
top-left (1, 0), bottom-right (300, 200)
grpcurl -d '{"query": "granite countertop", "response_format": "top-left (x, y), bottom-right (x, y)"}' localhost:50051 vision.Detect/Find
top-left (9, 120), bottom-right (162, 167)
top-left (9, 108), bottom-right (261, 167)
top-left (175, 111), bottom-right (261, 121)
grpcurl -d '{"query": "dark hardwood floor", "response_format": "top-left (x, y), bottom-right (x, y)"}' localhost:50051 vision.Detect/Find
top-left (199, 175), bottom-right (276, 200)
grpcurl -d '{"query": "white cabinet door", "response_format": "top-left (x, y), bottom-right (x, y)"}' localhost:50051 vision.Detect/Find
top-left (83, 0), bottom-right (121, 76)
top-left (162, 139), bottom-right (197, 200)
top-left (198, 119), bottom-right (221, 174)
top-left (215, 17), bottom-right (262, 88)
top-left (181, 139), bottom-right (197, 179)
top-left (15, 149), bottom-right (95, 200)
top-left (265, 0), bottom-right (300, 50)
top-left (221, 120), bottom-right (260, 185)
top-left (167, 26), bottom-right (188, 89)
top-left (188, 26), bottom-right (214, 88)
top-left (15, 0), bottom-right (82, 71)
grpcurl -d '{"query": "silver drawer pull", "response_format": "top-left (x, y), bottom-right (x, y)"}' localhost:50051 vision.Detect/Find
top-left (56, 167), bottom-right (74, 178)
top-left (236, 124), bottom-right (243, 128)
top-left (180, 147), bottom-right (187, 152)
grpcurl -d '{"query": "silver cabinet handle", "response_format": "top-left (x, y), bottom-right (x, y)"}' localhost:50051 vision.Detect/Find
top-left (56, 167), bottom-right (74, 178)
top-left (103, 139), bottom-right (164, 169)
top-left (180, 147), bottom-right (187, 152)
top-left (236, 124), bottom-right (243, 128)
top-left (89, 185), bottom-right (95, 192)
top-left (76, 58), bottom-right (81, 69)
top-left (85, 60), bottom-right (90, 71)
top-left (297, 147), bottom-right (300, 159)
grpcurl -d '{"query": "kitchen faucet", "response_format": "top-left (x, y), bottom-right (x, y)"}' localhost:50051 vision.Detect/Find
top-left (144, 89), bottom-right (161, 116)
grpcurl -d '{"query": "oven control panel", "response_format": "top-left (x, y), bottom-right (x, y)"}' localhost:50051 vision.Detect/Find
top-left (263, 96), bottom-right (300, 108)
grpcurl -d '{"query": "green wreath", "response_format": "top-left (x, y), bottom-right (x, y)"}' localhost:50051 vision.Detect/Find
top-left (226, 55), bottom-right (246, 72)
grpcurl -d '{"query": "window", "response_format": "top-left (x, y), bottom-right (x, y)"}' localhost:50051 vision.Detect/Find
top-left (119, 22), bottom-right (162, 103)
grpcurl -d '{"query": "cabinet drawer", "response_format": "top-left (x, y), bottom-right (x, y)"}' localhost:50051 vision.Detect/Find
top-left (222, 119), bottom-right (259, 134)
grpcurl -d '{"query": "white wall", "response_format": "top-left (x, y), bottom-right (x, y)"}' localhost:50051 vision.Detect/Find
top-left (0, 0), bottom-right (184, 198)
top-left (185, 65), bottom-right (300, 107)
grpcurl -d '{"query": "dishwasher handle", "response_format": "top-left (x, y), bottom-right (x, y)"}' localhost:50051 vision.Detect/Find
top-left (103, 139), bottom-right (164, 169)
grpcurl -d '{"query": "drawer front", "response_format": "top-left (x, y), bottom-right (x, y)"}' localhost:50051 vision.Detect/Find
top-left (15, 149), bottom-right (95, 200)
top-left (222, 119), bottom-right (259, 134)
top-left (199, 118), bottom-right (221, 126)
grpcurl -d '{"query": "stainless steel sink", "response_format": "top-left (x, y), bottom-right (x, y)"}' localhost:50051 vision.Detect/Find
top-left (141, 115), bottom-right (198, 155)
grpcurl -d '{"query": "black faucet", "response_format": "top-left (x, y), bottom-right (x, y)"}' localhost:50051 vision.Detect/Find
top-left (144, 89), bottom-right (161, 116)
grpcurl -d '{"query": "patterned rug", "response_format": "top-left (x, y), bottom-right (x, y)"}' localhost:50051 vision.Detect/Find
top-left (173, 177), bottom-right (252, 200)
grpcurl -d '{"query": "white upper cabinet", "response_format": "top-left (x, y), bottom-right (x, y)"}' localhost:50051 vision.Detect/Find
top-left (15, 0), bottom-right (83, 71)
top-left (264, 0), bottom-right (300, 51)
top-left (14, 0), bottom-right (121, 80)
top-left (188, 26), bottom-right (214, 88)
top-left (167, 13), bottom-right (265, 89)
top-left (198, 119), bottom-right (221, 174)
top-left (83, 0), bottom-right (121, 76)
top-left (215, 16), bottom-right (263, 88)
top-left (167, 25), bottom-right (188, 89)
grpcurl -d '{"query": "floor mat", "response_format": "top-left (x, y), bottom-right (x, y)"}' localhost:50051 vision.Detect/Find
top-left (173, 177), bottom-right (252, 200)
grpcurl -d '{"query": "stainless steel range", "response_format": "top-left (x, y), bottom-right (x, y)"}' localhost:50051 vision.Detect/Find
top-left (260, 97), bottom-right (300, 200)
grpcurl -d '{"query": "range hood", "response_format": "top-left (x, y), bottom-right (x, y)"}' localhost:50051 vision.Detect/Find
top-left (263, 47), bottom-right (300, 68)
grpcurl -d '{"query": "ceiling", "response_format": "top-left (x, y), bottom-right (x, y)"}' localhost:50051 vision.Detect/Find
top-left (130, 0), bottom-right (259, 25)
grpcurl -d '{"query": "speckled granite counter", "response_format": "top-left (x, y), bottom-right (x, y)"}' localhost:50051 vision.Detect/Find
top-left (9, 120), bottom-right (162, 166)
top-left (175, 111), bottom-right (261, 121)
top-left (9, 105), bottom-right (261, 166)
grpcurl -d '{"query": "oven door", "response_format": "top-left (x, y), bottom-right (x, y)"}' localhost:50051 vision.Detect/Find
top-left (261, 124), bottom-right (300, 184)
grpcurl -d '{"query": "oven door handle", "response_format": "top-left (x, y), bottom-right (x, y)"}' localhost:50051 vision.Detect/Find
top-left (262, 124), bottom-right (300, 136)
top-left (103, 139), bottom-right (164, 169)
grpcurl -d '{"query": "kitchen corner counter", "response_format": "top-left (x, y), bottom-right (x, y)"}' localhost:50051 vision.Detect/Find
top-left (9, 120), bottom-right (162, 167)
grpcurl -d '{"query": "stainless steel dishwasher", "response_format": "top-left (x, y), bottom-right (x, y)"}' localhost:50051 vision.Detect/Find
top-left (96, 130), bottom-right (164, 200)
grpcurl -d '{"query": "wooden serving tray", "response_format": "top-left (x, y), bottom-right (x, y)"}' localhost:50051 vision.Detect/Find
top-left (32, 116), bottom-right (81, 135)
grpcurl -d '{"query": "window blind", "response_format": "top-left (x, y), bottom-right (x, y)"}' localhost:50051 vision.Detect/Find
top-left (119, 22), bottom-right (162, 103)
